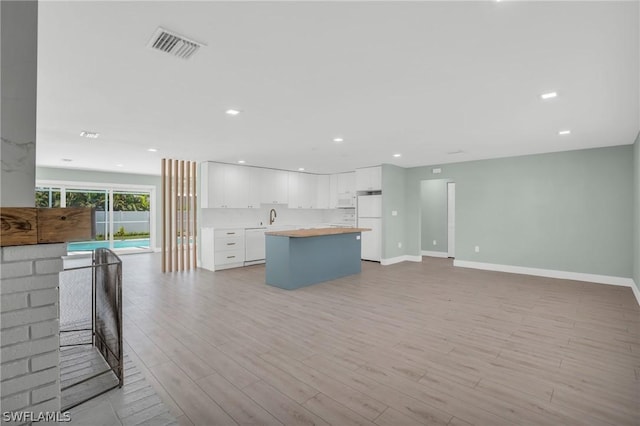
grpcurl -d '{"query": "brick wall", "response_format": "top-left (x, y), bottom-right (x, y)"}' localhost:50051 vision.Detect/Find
top-left (1, 243), bottom-right (65, 423)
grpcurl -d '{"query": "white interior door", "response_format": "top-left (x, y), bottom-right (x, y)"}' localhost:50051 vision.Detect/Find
top-left (447, 182), bottom-right (455, 258)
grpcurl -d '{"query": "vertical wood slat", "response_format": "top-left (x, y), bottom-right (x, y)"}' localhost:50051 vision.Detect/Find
top-left (162, 158), bottom-right (197, 273)
top-left (180, 160), bottom-right (185, 271)
top-left (174, 160), bottom-right (179, 270)
top-left (168, 159), bottom-right (173, 272)
top-left (192, 161), bottom-right (197, 268)
top-left (161, 159), bottom-right (166, 273)
top-left (186, 161), bottom-right (191, 270)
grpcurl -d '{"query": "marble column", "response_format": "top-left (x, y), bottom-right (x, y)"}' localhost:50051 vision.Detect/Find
top-left (1, 1), bottom-right (38, 207)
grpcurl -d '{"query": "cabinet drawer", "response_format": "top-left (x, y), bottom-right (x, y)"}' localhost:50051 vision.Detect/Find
top-left (215, 236), bottom-right (245, 251)
top-left (215, 249), bottom-right (245, 265)
top-left (214, 228), bottom-right (245, 238)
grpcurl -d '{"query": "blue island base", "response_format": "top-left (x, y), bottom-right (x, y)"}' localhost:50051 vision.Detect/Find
top-left (265, 232), bottom-right (362, 290)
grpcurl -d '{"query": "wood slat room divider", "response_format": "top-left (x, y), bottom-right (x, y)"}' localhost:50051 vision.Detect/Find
top-left (161, 159), bottom-right (197, 272)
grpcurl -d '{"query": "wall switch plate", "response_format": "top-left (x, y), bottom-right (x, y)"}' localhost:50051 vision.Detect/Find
top-left (392, 210), bottom-right (398, 216)
top-left (398, 242), bottom-right (402, 248)
top-left (356, 235), bottom-right (361, 240)
top-left (432, 168), bottom-right (442, 174)
top-left (475, 246), bottom-right (480, 253)
top-left (433, 240), bottom-right (437, 246)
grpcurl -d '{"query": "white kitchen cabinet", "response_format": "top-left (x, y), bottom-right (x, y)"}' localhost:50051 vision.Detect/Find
top-left (332, 172), bottom-right (356, 207)
top-left (245, 167), bottom-right (261, 209)
top-left (260, 168), bottom-right (289, 205)
top-left (329, 174), bottom-right (338, 208)
top-left (316, 175), bottom-right (330, 209)
top-left (356, 166), bottom-right (382, 192)
top-left (201, 162), bottom-right (248, 208)
top-left (288, 172), bottom-right (317, 209)
top-left (200, 228), bottom-right (245, 271)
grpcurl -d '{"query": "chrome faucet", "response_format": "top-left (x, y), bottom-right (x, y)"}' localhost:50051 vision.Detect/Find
top-left (269, 208), bottom-right (277, 225)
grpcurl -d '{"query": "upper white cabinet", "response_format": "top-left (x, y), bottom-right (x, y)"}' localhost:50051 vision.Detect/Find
top-left (288, 172), bottom-right (317, 209)
top-left (202, 162), bottom-right (364, 210)
top-left (332, 172), bottom-right (356, 208)
top-left (201, 162), bottom-right (261, 208)
top-left (260, 168), bottom-right (289, 205)
top-left (316, 175), bottom-right (330, 209)
top-left (356, 166), bottom-right (382, 192)
top-left (245, 167), bottom-right (261, 209)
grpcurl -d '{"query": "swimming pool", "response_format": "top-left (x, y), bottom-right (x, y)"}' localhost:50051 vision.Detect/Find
top-left (68, 238), bottom-right (150, 252)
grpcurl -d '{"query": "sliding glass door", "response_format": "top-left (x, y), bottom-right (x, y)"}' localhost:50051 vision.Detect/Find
top-left (66, 188), bottom-right (111, 252)
top-left (35, 182), bottom-right (154, 254)
top-left (112, 191), bottom-right (151, 250)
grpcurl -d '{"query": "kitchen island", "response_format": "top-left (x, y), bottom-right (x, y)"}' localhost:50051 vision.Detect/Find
top-left (265, 227), bottom-right (370, 290)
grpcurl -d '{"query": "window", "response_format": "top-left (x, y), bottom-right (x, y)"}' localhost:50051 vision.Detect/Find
top-left (35, 182), bottom-right (155, 254)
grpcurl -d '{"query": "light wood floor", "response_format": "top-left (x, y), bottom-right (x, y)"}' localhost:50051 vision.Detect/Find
top-left (120, 253), bottom-right (640, 426)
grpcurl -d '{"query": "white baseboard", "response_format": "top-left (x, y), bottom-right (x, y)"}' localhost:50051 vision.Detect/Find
top-left (421, 250), bottom-right (449, 258)
top-left (454, 260), bottom-right (636, 288)
top-left (381, 255), bottom-right (422, 266)
top-left (631, 280), bottom-right (640, 306)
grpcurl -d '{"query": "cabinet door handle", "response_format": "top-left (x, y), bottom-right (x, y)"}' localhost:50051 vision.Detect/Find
top-left (227, 255), bottom-right (235, 259)
top-left (227, 242), bottom-right (236, 246)
top-left (227, 232), bottom-right (235, 235)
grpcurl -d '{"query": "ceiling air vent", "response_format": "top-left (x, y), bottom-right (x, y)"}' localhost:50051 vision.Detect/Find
top-left (147, 27), bottom-right (204, 60)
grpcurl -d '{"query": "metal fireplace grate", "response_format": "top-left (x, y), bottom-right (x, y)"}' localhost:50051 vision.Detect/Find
top-left (59, 248), bottom-right (123, 411)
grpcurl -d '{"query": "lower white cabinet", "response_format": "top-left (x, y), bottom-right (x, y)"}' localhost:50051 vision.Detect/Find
top-left (201, 228), bottom-right (246, 271)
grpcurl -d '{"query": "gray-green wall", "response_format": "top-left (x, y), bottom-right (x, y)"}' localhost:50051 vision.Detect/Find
top-left (633, 133), bottom-right (639, 291)
top-left (36, 167), bottom-right (162, 248)
top-left (402, 146), bottom-right (634, 278)
top-left (421, 179), bottom-right (449, 254)
top-left (381, 164), bottom-right (406, 259)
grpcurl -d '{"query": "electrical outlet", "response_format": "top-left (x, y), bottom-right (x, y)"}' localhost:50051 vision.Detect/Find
top-left (433, 240), bottom-right (437, 246)
top-left (475, 246), bottom-right (480, 253)
top-left (398, 242), bottom-right (402, 248)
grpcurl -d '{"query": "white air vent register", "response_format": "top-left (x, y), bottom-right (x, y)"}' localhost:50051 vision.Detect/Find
top-left (147, 27), bottom-right (204, 60)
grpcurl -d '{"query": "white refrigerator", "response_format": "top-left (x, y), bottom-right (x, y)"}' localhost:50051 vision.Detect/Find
top-left (357, 195), bottom-right (382, 261)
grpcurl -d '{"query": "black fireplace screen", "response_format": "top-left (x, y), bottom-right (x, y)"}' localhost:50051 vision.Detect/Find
top-left (59, 248), bottom-right (123, 410)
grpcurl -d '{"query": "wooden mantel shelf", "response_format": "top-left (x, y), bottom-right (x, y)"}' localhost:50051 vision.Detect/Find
top-left (0, 207), bottom-right (95, 247)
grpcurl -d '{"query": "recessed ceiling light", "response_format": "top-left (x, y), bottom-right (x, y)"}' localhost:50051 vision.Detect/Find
top-left (333, 137), bottom-right (344, 143)
top-left (393, 154), bottom-right (402, 158)
top-left (116, 164), bottom-right (124, 167)
top-left (226, 109), bottom-right (241, 116)
top-left (61, 158), bottom-right (73, 162)
top-left (298, 168), bottom-right (305, 171)
top-left (147, 148), bottom-right (157, 152)
top-left (238, 160), bottom-right (246, 164)
top-left (558, 130), bottom-right (571, 135)
top-left (79, 131), bottom-right (100, 139)
top-left (540, 92), bottom-right (558, 100)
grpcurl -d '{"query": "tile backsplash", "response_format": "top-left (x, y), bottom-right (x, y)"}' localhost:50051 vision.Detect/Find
top-left (201, 205), bottom-right (355, 228)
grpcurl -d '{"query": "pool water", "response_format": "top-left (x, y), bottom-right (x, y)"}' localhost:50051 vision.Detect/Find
top-left (68, 238), bottom-right (150, 252)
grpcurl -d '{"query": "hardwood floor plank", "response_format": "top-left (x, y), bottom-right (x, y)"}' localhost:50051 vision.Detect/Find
top-left (196, 372), bottom-right (283, 426)
top-left (242, 380), bottom-right (328, 426)
top-left (372, 408), bottom-right (423, 426)
top-left (303, 393), bottom-right (377, 426)
top-left (259, 351), bottom-right (388, 420)
top-left (149, 361), bottom-right (237, 426)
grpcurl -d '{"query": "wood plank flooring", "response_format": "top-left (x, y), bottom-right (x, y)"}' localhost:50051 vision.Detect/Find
top-left (119, 253), bottom-right (640, 426)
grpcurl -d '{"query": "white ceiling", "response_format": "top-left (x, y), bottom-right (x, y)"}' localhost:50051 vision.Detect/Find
top-left (36, 1), bottom-right (639, 176)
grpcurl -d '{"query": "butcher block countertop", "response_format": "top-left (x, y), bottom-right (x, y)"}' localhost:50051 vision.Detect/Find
top-left (265, 227), bottom-right (370, 238)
